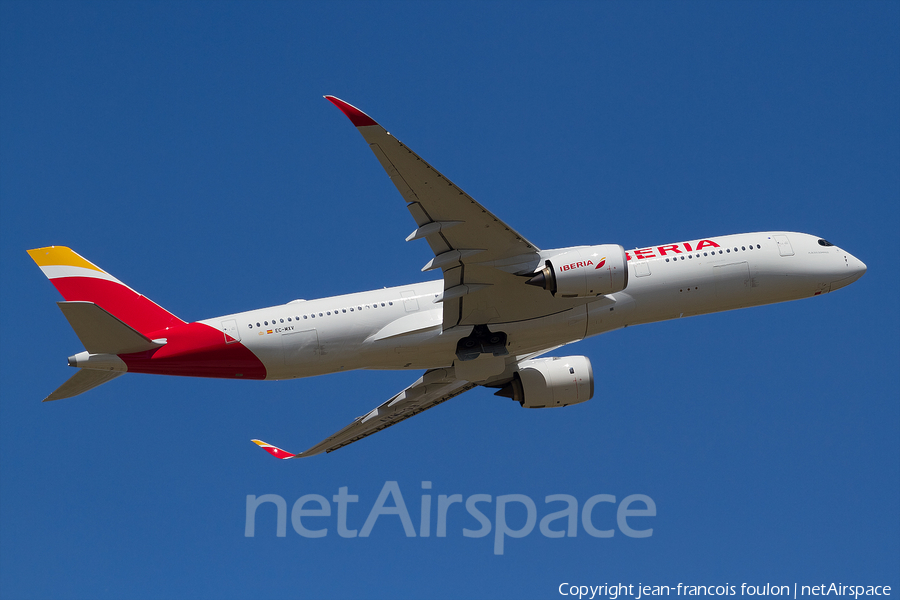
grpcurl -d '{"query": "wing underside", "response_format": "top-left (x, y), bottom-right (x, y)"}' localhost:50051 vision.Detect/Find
top-left (254, 368), bottom-right (477, 459)
top-left (252, 346), bottom-right (564, 459)
top-left (325, 97), bottom-right (590, 329)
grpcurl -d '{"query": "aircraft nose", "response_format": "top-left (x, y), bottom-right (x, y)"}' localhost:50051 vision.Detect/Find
top-left (831, 252), bottom-right (866, 291)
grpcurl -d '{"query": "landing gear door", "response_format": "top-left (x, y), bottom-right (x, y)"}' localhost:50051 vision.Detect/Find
top-left (222, 319), bottom-right (241, 343)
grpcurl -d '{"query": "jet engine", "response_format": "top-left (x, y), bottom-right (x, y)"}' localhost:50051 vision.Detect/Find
top-left (494, 356), bottom-right (594, 408)
top-left (526, 244), bottom-right (628, 297)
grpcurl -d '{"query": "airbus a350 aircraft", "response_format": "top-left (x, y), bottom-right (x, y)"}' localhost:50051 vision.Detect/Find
top-left (29, 96), bottom-right (867, 459)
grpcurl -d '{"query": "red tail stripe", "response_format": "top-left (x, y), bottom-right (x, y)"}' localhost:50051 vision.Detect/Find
top-left (51, 277), bottom-right (185, 336)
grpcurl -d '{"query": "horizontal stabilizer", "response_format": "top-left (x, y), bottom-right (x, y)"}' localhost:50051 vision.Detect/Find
top-left (43, 369), bottom-right (124, 402)
top-left (57, 301), bottom-right (165, 355)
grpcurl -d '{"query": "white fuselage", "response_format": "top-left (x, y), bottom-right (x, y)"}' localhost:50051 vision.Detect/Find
top-left (201, 232), bottom-right (866, 380)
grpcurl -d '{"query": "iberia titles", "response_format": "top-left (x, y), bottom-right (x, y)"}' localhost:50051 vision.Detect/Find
top-left (627, 239), bottom-right (721, 261)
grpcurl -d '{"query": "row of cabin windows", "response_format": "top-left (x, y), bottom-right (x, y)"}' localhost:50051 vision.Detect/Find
top-left (247, 301), bottom-right (395, 329)
top-left (663, 244), bottom-right (761, 263)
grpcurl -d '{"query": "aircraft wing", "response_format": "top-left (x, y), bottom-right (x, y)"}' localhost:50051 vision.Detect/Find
top-left (251, 346), bottom-right (564, 460)
top-left (253, 368), bottom-right (477, 459)
top-left (327, 96), bottom-right (582, 329)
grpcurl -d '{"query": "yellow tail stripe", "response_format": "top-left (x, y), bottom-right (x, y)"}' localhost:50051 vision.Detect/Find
top-left (27, 247), bottom-right (104, 272)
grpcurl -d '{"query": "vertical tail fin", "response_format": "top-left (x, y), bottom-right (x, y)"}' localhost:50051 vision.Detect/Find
top-left (27, 246), bottom-right (185, 336)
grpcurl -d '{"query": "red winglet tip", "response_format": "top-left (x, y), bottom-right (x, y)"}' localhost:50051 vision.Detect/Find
top-left (252, 439), bottom-right (296, 460)
top-left (324, 96), bottom-right (378, 127)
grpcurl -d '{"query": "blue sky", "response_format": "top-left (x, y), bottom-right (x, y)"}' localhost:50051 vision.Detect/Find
top-left (1, 2), bottom-right (897, 598)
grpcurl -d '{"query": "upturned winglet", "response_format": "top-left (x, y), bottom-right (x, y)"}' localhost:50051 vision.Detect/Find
top-left (251, 439), bottom-right (297, 460)
top-left (324, 96), bottom-right (378, 127)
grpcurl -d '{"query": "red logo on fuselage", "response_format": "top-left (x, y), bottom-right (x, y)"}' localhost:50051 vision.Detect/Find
top-left (626, 239), bottom-right (720, 261)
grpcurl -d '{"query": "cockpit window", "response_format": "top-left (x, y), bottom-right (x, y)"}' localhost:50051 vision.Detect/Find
top-left (818, 239), bottom-right (834, 247)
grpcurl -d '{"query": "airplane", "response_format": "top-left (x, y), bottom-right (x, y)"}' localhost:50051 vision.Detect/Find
top-left (28, 96), bottom-right (867, 460)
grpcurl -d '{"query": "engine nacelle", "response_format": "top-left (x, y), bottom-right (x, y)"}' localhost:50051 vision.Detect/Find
top-left (498, 356), bottom-right (594, 409)
top-left (527, 244), bottom-right (628, 298)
